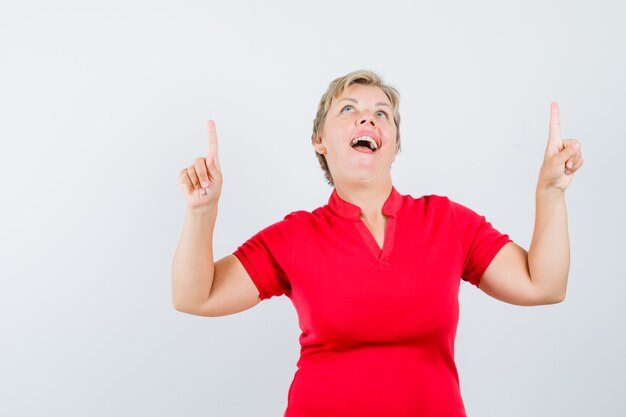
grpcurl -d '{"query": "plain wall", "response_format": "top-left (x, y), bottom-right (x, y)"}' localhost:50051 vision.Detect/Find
top-left (1, 0), bottom-right (625, 416)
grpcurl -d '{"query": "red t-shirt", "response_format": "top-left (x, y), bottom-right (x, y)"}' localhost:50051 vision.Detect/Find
top-left (233, 186), bottom-right (512, 417)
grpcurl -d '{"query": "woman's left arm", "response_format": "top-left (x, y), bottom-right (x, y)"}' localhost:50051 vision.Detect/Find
top-left (479, 102), bottom-right (584, 306)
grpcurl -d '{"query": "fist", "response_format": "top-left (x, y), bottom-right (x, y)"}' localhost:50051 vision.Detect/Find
top-left (179, 120), bottom-right (223, 210)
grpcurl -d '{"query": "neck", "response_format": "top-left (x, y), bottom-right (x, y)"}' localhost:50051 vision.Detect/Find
top-left (334, 178), bottom-right (393, 221)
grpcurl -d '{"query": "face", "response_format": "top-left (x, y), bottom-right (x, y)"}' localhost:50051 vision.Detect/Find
top-left (314, 84), bottom-right (397, 186)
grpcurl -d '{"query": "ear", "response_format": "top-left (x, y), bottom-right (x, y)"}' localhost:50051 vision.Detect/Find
top-left (313, 136), bottom-right (326, 155)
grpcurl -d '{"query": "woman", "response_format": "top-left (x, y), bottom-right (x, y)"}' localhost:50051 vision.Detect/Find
top-left (172, 70), bottom-right (583, 416)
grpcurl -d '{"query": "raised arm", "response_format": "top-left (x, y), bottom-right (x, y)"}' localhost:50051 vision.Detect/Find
top-left (172, 120), bottom-right (260, 316)
top-left (479, 102), bottom-right (584, 306)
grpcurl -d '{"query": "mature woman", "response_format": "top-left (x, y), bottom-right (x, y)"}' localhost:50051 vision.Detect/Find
top-left (172, 70), bottom-right (583, 416)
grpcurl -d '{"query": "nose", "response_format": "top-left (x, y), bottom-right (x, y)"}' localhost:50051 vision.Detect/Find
top-left (357, 115), bottom-right (375, 127)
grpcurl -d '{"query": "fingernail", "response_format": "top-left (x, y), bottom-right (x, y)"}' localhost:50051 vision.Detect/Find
top-left (202, 181), bottom-right (209, 188)
top-left (198, 188), bottom-right (206, 195)
top-left (574, 143), bottom-right (580, 150)
top-left (567, 160), bottom-right (573, 168)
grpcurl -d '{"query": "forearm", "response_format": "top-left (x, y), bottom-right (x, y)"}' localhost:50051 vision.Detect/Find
top-left (171, 205), bottom-right (218, 310)
top-left (528, 187), bottom-right (570, 301)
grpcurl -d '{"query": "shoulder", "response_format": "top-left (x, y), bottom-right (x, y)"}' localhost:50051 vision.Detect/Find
top-left (282, 209), bottom-right (317, 223)
top-left (400, 192), bottom-right (454, 213)
top-left (278, 209), bottom-right (325, 232)
top-left (404, 192), bottom-right (480, 217)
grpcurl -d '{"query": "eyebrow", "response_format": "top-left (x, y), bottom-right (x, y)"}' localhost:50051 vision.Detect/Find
top-left (337, 97), bottom-right (392, 108)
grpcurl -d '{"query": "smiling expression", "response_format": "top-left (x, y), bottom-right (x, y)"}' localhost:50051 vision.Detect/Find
top-left (314, 84), bottom-right (398, 185)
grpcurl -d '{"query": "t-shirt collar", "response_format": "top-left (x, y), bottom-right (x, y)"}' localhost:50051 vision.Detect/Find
top-left (327, 185), bottom-right (402, 221)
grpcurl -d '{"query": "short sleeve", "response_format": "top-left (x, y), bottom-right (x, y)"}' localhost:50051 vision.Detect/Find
top-left (232, 212), bottom-right (297, 300)
top-left (449, 200), bottom-right (512, 286)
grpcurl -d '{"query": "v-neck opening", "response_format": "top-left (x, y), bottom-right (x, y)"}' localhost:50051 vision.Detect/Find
top-left (354, 215), bottom-right (397, 263)
top-left (325, 185), bottom-right (402, 265)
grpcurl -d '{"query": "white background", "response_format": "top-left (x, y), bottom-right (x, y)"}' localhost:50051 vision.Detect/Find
top-left (1, 0), bottom-right (625, 416)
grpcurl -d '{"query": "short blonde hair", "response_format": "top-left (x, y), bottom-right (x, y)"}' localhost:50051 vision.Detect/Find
top-left (311, 70), bottom-right (401, 186)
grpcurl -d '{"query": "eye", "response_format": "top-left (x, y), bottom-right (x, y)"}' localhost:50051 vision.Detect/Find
top-left (341, 105), bottom-right (354, 113)
top-left (375, 110), bottom-right (389, 118)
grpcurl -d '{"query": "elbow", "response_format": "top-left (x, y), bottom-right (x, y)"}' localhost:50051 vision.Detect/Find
top-left (172, 297), bottom-right (189, 313)
top-left (171, 287), bottom-right (182, 311)
top-left (553, 290), bottom-right (566, 304)
top-left (545, 295), bottom-right (565, 305)
top-left (171, 291), bottom-right (195, 314)
top-left (171, 283), bottom-right (197, 314)
top-left (172, 300), bottom-right (201, 315)
top-left (172, 295), bottom-right (213, 316)
top-left (530, 274), bottom-right (567, 305)
top-left (551, 281), bottom-right (568, 304)
top-left (540, 289), bottom-right (566, 305)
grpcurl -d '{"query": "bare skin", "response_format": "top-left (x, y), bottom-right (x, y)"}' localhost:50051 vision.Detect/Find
top-left (479, 102), bottom-right (583, 305)
top-left (172, 91), bottom-right (583, 317)
top-left (365, 216), bottom-right (386, 250)
top-left (172, 121), bottom-right (259, 316)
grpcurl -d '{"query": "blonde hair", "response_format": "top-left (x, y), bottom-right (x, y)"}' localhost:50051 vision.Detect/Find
top-left (311, 70), bottom-right (401, 186)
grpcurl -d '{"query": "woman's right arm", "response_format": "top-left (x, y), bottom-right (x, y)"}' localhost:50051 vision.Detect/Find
top-left (171, 121), bottom-right (260, 317)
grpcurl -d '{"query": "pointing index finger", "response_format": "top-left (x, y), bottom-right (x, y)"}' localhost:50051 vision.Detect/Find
top-left (548, 101), bottom-right (561, 143)
top-left (207, 119), bottom-right (218, 158)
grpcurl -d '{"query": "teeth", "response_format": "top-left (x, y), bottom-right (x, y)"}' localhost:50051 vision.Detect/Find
top-left (350, 136), bottom-right (379, 151)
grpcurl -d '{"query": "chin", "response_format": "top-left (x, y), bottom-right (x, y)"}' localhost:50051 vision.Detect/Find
top-left (343, 172), bottom-right (378, 184)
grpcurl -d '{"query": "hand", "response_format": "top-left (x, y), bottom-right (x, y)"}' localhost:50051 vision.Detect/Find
top-left (179, 120), bottom-right (223, 210)
top-left (536, 102), bottom-right (583, 193)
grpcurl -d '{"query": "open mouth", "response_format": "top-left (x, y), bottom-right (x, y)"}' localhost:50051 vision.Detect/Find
top-left (350, 135), bottom-right (379, 153)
